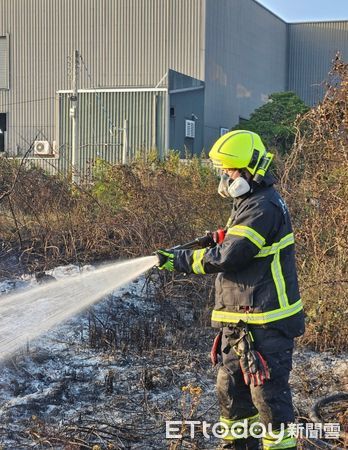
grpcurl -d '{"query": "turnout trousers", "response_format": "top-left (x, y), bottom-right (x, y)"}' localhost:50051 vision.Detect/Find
top-left (216, 326), bottom-right (297, 450)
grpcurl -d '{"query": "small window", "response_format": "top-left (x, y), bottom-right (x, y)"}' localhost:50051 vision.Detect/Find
top-left (0, 35), bottom-right (9, 89)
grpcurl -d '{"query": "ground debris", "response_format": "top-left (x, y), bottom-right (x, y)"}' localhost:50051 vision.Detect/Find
top-left (0, 269), bottom-right (346, 449)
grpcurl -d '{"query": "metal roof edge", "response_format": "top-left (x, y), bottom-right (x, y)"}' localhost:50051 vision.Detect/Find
top-left (288, 19), bottom-right (348, 25)
top-left (169, 85), bottom-right (205, 94)
top-left (251, 0), bottom-right (348, 25)
top-left (57, 88), bottom-right (168, 94)
top-left (250, 0), bottom-right (286, 23)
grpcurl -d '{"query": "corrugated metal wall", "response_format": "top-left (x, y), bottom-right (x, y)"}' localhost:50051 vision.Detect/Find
top-left (0, 35), bottom-right (8, 88)
top-left (18, 157), bottom-right (60, 176)
top-left (55, 89), bottom-right (167, 177)
top-left (204, 0), bottom-right (288, 149)
top-left (288, 21), bottom-right (348, 105)
top-left (0, 0), bottom-right (204, 155)
top-left (0, 0), bottom-right (347, 158)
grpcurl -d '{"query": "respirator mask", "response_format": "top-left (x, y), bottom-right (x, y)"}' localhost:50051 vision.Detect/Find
top-left (218, 173), bottom-right (232, 198)
top-left (228, 175), bottom-right (251, 197)
top-left (218, 172), bottom-right (251, 198)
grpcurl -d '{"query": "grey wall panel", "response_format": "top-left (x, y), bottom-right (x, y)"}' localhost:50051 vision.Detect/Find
top-left (0, 0), bottom-right (204, 154)
top-left (20, 157), bottom-right (60, 176)
top-left (288, 21), bottom-right (348, 105)
top-left (168, 69), bottom-right (205, 156)
top-left (169, 89), bottom-right (205, 156)
top-left (56, 89), bottom-right (166, 177)
top-left (0, 35), bottom-right (9, 89)
top-left (1, 0), bottom-right (347, 157)
top-left (204, 0), bottom-right (288, 150)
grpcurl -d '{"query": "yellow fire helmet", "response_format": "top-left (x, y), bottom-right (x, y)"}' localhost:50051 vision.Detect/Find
top-left (209, 130), bottom-right (274, 181)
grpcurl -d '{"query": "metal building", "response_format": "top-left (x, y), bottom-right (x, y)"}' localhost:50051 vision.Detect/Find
top-left (288, 21), bottom-right (348, 105)
top-left (0, 0), bottom-right (347, 173)
top-left (56, 70), bottom-right (204, 178)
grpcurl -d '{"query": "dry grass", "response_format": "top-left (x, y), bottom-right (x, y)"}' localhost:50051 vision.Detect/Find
top-left (280, 55), bottom-right (348, 353)
top-left (0, 152), bottom-right (229, 275)
top-left (0, 57), bottom-right (347, 359)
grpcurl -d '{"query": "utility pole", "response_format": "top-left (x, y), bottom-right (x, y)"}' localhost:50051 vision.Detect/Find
top-left (70, 50), bottom-right (80, 184)
top-left (122, 119), bottom-right (128, 164)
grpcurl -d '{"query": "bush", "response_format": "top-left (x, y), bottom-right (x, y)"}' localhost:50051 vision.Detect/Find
top-left (0, 151), bottom-right (230, 274)
top-left (280, 55), bottom-right (348, 353)
top-left (1, 56), bottom-right (346, 354)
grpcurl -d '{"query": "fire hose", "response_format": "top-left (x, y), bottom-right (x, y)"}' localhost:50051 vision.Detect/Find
top-left (308, 392), bottom-right (348, 448)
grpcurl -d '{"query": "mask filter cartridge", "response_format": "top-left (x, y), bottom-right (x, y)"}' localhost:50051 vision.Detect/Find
top-left (228, 177), bottom-right (251, 198)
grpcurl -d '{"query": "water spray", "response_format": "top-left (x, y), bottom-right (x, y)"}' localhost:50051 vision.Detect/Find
top-left (0, 256), bottom-right (158, 362)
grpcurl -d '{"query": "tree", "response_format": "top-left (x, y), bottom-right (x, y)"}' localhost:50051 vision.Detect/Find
top-left (233, 92), bottom-right (309, 154)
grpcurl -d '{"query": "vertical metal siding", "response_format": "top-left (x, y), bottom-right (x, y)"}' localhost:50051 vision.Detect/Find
top-left (19, 157), bottom-right (60, 176)
top-left (55, 90), bottom-right (166, 178)
top-left (288, 21), bottom-right (348, 105)
top-left (0, 35), bottom-right (8, 88)
top-left (204, 0), bottom-right (288, 149)
top-left (1, 0), bottom-right (347, 157)
top-left (0, 0), bottom-right (204, 155)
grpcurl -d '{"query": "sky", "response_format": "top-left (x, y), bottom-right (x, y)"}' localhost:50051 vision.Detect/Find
top-left (256, 0), bottom-right (348, 22)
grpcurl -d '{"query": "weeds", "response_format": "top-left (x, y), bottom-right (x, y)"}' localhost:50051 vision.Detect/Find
top-left (0, 58), bottom-right (347, 360)
top-left (0, 152), bottom-right (228, 276)
top-left (281, 54), bottom-right (348, 353)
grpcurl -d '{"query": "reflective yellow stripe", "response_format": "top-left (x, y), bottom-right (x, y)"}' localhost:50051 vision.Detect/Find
top-left (263, 435), bottom-right (297, 449)
top-left (214, 229), bottom-right (298, 324)
top-left (192, 248), bottom-right (206, 274)
top-left (271, 252), bottom-right (289, 308)
top-left (220, 414), bottom-right (259, 427)
top-left (255, 233), bottom-right (294, 258)
top-left (263, 439), bottom-right (297, 449)
top-left (256, 233), bottom-right (294, 309)
top-left (226, 217), bottom-right (233, 229)
top-left (220, 414), bottom-right (259, 441)
top-left (211, 299), bottom-right (303, 325)
top-left (227, 225), bottom-right (265, 249)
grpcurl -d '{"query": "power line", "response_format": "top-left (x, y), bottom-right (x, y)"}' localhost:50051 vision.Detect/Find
top-left (0, 96), bottom-right (55, 107)
top-left (80, 55), bottom-right (121, 136)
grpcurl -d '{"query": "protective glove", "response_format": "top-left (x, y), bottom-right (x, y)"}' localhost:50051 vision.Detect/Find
top-left (238, 349), bottom-right (270, 386)
top-left (197, 228), bottom-right (226, 248)
top-left (156, 249), bottom-right (175, 271)
top-left (210, 331), bottom-right (222, 366)
top-left (196, 232), bottom-right (215, 248)
top-left (233, 328), bottom-right (270, 387)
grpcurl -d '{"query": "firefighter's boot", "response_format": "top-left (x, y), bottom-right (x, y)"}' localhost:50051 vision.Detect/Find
top-left (217, 437), bottom-right (260, 449)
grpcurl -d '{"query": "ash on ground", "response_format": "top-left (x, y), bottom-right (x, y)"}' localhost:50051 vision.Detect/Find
top-left (0, 266), bottom-right (346, 449)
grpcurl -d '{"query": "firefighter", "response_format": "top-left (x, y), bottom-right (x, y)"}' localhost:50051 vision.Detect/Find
top-left (156, 130), bottom-right (305, 450)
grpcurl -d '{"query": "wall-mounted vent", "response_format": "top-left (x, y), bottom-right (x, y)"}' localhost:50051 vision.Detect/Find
top-left (220, 127), bottom-right (229, 136)
top-left (185, 119), bottom-right (195, 138)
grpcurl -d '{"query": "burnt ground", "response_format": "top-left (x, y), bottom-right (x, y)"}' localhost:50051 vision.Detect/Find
top-left (0, 267), bottom-right (346, 449)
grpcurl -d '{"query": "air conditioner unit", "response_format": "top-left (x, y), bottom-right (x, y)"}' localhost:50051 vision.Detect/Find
top-left (34, 140), bottom-right (52, 156)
